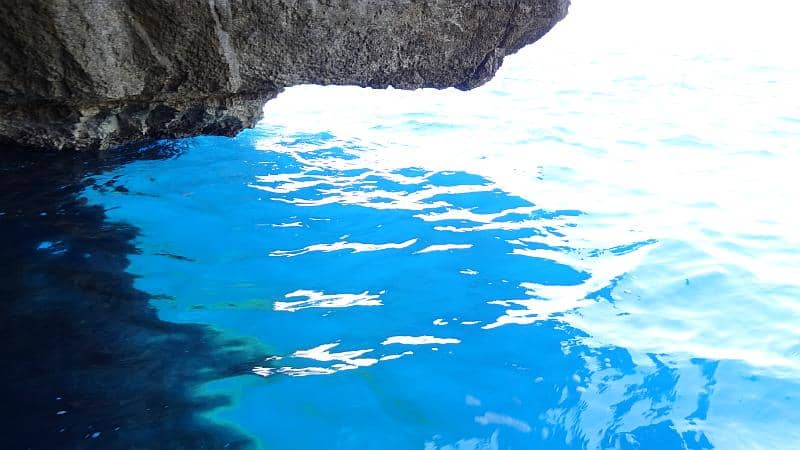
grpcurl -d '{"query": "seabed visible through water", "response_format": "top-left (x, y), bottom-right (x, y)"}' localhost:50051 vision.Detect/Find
top-left (2, 1), bottom-right (800, 449)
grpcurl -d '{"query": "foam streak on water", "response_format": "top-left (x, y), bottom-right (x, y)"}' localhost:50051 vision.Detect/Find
top-left (80, 1), bottom-right (800, 448)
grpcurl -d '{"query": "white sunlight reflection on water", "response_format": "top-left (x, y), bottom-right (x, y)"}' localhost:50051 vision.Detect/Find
top-left (274, 289), bottom-right (384, 312)
top-left (252, 0), bottom-right (800, 382)
top-left (74, 1), bottom-right (800, 448)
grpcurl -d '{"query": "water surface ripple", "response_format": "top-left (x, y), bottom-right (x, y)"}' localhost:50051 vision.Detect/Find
top-left (6, 1), bottom-right (800, 448)
top-left (78, 39), bottom-right (800, 447)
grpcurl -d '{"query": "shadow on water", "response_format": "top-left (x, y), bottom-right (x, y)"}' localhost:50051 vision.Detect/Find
top-left (0, 143), bottom-right (264, 449)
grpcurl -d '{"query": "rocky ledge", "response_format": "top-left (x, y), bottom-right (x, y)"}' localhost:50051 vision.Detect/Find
top-left (0, 0), bottom-right (568, 151)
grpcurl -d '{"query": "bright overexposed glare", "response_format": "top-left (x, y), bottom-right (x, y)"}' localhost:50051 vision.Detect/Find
top-left (76, 2), bottom-right (800, 448)
top-left (255, 0), bottom-right (800, 385)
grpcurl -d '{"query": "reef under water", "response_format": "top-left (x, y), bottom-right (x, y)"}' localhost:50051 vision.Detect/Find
top-left (2, 1), bottom-right (800, 449)
top-left (0, 144), bottom-right (266, 449)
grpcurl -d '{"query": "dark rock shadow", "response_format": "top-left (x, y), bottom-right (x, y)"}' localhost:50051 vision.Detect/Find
top-left (0, 143), bottom-right (264, 449)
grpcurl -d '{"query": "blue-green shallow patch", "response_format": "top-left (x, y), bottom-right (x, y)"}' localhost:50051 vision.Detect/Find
top-left (0, 144), bottom-right (266, 449)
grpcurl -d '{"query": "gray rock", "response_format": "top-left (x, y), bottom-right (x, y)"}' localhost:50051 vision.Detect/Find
top-left (0, 0), bottom-right (569, 151)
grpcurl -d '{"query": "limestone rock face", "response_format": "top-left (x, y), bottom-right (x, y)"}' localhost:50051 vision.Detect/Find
top-left (0, 0), bottom-right (569, 150)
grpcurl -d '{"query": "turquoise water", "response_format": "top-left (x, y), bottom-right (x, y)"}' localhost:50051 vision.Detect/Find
top-left (5, 1), bottom-right (800, 449)
top-left (75, 13), bottom-right (800, 449)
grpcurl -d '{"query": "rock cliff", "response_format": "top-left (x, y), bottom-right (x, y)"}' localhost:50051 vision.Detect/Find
top-left (0, 0), bottom-right (569, 150)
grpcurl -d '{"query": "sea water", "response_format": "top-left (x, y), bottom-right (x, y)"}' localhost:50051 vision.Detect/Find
top-left (6, 0), bottom-right (800, 449)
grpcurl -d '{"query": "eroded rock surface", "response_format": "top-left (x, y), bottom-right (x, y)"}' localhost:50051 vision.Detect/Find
top-left (0, 0), bottom-right (569, 150)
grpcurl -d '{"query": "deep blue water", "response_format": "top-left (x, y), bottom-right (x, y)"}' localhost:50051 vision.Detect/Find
top-left (3, 2), bottom-right (800, 449)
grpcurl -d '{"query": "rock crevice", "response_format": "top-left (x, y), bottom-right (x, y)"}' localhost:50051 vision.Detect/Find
top-left (0, 0), bottom-right (569, 150)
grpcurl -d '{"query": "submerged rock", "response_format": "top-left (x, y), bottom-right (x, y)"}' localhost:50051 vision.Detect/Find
top-left (0, 0), bottom-right (569, 150)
